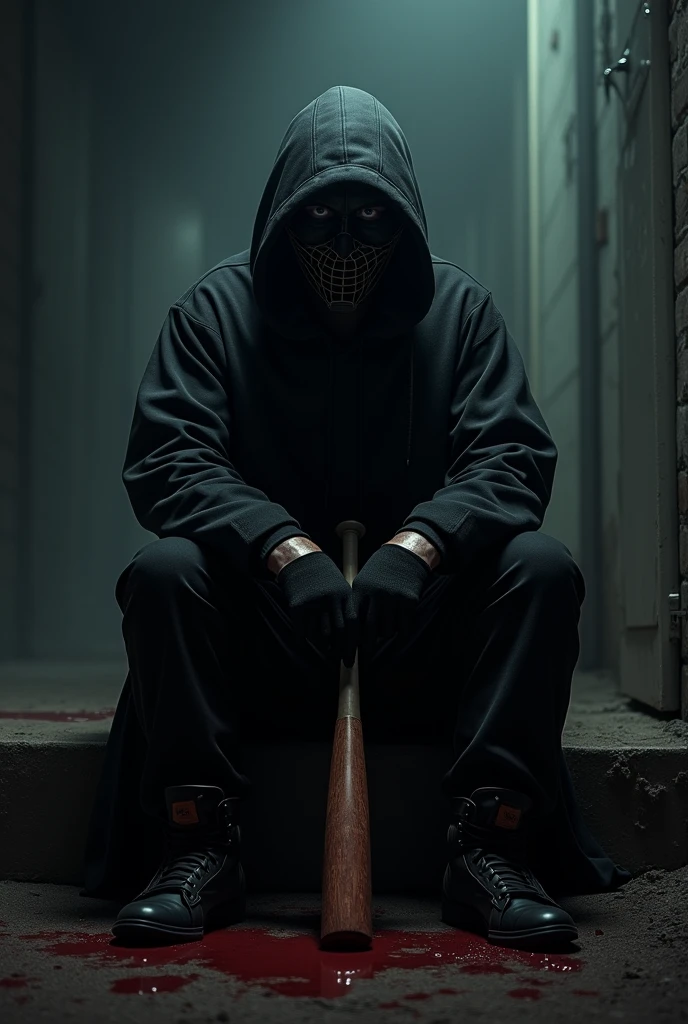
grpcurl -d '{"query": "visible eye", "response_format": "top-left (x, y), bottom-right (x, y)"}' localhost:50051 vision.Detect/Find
top-left (305, 205), bottom-right (335, 220)
top-left (356, 206), bottom-right (386, 221)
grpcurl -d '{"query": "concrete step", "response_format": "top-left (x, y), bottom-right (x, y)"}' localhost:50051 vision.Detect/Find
top-left (1, 661), bottom-right (687, 890)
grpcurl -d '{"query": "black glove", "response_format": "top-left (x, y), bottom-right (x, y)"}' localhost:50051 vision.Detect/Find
top-left (351, 543), bottom-right (433, 651)
top-left (276, 551), bottom-right (358, 667)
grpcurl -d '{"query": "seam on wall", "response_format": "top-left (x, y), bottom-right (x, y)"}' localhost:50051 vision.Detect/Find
top-left (539, 46), bottom-right (576, 145)
top-left (600, 320), bottom-right (618, 345)
top-left (541, 258), bottom-right (578, 326)
top-left (541, 174), bottom-right (576, 237)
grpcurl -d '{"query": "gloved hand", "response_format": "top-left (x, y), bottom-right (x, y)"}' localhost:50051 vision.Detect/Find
top-left (275, 551), bottom-right (358, 667)
top-left (351, 543), bottom-right (433, 652)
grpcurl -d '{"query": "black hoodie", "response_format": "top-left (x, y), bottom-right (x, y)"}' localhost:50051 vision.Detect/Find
top-left (122, 85), bottom-right (557, 578)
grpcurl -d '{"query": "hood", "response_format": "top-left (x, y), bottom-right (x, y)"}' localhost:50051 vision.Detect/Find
top-left (250, 85), bottom-right (436, 340)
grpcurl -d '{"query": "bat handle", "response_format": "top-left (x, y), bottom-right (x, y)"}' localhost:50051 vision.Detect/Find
top-left (335, 519), bottom-right (366, 585)
top-left (335, 520), bottom-right (366, 719)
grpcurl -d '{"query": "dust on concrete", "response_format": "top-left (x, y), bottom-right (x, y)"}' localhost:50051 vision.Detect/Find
top-left (1, 869), bottom-right (688, 1023)
top-left (562, 863), bottom-right (688, 1020)
top-left (661, 719), bottom-right (688, 740)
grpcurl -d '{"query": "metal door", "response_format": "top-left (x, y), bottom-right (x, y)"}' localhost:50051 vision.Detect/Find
top-left (613, 0), bottom-right (678, 709)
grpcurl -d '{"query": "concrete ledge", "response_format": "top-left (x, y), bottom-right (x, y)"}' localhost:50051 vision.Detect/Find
top-left (0, 662), bottom-right (687, 889)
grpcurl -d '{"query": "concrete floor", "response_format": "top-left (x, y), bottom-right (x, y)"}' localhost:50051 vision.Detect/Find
top-left (1, 868), bottom-right (687, 1024)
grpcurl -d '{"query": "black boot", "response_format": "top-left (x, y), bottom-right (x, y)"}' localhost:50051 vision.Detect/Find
top-left (441, 787), bottom-right (577, 949)
top-left (112, 785), bottom-right (246, 945)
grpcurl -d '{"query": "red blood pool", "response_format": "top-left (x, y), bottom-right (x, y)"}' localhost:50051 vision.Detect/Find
top-left (404, 992), bottom-right (432, 1000)
top-left (111, 974), bottom-right (199, 994)
top-left (0, 710), bottom-right (115, 721)
top-left (573, 989), bottom-right (600, 996)
top-left (17, 927), bottom-right (582, 999)
top-left (0, 977), bottom-right (31, 988)
top-left (518, 976), bottom-right (551, 986)
top-left (595, 929), bottom-right (604, 936)
top-left (509, 987), bottom-right (543, 1000)
top-left (438, 987), bottom-right (466, 994)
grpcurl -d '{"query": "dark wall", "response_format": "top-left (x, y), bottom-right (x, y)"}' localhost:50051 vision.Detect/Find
top-left (0, 0), bottom-right (27, 658)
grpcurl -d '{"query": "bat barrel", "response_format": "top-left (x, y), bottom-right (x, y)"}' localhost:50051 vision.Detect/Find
top-left (320, 715), bottom-right (372, 950)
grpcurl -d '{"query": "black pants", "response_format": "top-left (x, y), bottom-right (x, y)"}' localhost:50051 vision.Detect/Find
top-left (115, 529), bottom-right (584, 824)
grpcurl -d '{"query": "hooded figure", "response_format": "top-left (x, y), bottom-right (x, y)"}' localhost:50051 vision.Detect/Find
top-left (82, 86), bottom-right (630, 948)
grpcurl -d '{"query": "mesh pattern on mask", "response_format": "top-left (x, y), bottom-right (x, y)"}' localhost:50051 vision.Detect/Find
top-left (288, 229), bottom-right (402, 309)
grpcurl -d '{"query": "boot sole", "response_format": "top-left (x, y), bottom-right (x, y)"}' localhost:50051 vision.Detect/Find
top-left (441, 897), bottom-right (578, 948)
top-left (112, 892), bottom-right (246, 946)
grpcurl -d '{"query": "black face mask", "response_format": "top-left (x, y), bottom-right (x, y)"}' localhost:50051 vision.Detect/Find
top-left (287, 187), bottom-right (403, 311)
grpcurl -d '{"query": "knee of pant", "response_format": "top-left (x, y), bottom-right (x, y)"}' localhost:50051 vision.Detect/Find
top-left (505, 531), bottom-right (585, 600)
top-left (127, 536), bottom-right (206, 595)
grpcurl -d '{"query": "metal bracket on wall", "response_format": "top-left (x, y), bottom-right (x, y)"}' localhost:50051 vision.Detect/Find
top-left (602, 1), bottom-right (651, 122)
top-left (669, 582), bottom-right (688, 642)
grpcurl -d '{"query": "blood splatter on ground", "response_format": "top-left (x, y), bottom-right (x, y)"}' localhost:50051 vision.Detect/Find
top-left (16, 926), bottom-right (582, 999)
top-left (509, 987), bottom-right (544, 1000)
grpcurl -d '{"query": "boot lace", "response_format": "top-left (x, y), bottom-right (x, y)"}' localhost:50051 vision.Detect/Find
top-left (145, 826), bottom-right (232, 896)
top-left (469, 848), bottom-right (547, 901)
top-left (153, 850), bottom-right (221, 892)
top-left (453, 817), bottom-right (549, 903)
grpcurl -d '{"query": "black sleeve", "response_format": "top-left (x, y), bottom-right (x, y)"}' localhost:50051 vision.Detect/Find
top-left (122, 303), bottom-right (307, 577)
top-left (402, 292), bottom-right (557, 572)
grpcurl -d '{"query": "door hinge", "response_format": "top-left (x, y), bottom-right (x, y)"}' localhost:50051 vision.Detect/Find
top-left (669, 583), bottom-right (688, 641)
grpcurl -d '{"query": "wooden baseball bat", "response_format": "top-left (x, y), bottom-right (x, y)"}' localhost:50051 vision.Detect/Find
top-left (320, 519), bottom-right (372, 952)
